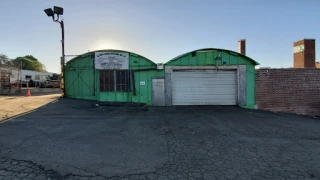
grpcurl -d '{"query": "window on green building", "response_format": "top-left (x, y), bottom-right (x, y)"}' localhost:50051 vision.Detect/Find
top-left (100, 70), bottom-right (132, 92)
top-left (100, 71), bottom-right (115, 91)
top-left (116, 70), bottom-right (131, 91)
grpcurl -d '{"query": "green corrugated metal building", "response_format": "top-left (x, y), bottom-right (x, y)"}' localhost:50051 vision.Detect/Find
top-left (64, 48), bottom-right (258, 108)
top-left (164, 48), bottom-right (259, 108)
top-left (64, 50), bottom-right (164, 105)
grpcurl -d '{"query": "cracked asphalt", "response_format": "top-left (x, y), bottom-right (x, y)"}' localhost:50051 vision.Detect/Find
top-left (0, 98), bottom-right (320, 180)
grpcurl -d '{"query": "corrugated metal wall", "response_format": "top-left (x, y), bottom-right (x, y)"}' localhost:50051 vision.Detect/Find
top-left (65, 54), bottom-right (96, 100)
top-left (65, 51), bottom-right (164, 105)
top-left (96, 53), bottom-right (164, 105)
top-left (98, 70), bottom-right (163, 105)
top-left (165, 49), bottom-right (257, 108)
top-left (64, 49), bottom-right (258, 107)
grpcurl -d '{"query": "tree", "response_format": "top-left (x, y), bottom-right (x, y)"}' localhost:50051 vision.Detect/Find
top-left (0, 54), bottom-right (10, 65)
top-left (24, 55), bottom-right (38, 61)
top-left (12, 56), bottom-right (46, 72)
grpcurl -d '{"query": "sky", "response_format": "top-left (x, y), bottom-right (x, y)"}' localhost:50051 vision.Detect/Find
top-left (0, 0), bottom-right (319, 73)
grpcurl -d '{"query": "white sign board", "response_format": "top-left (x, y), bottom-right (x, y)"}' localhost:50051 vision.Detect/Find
top-left (95, 52), bottom-right (129, 69)
top-left (293, 45), bottom-right (304, 53)
top-left (140, 81), bottom-right (145, 86)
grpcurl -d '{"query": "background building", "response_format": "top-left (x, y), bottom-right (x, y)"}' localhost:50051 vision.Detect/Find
top-left (293, 39), bottom-right (316, 68)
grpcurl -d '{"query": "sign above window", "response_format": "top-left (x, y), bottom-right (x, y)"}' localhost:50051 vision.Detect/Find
top-left (95, 52), bottom-right (129, 70)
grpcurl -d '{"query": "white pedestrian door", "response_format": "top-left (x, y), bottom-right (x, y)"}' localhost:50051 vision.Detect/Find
top-left (172, 70), bottom-right (237, 105)
top-left (152, 79), bottom-right (165, 106)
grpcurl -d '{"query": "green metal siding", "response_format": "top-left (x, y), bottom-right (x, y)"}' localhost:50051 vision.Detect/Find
top-left (65, 55), bottom-right (96, 100)
top-left (97, 70), bottom-right (164, 105)
top-left (65, 48), bottom-right (258, 107)
top-left (65, 50), bottom-right (163, 105)
top-left (129, 54), bottom-right (156, 70)
top-left (166, 48), bottom-right (259, 66)
top-left (96, 70), bottom-right (164, 105)
top-left (243, 65), bottom-right (256, 109)
top-left (164, 49), bottom-right (258, 108)
top-left (96, 52), bottom-right (163, 105)
top-left (165, 50), bottom-right (256, 66)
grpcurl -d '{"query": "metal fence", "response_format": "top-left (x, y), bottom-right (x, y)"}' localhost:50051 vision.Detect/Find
top-left (0, 64), bottom-right (21, 89)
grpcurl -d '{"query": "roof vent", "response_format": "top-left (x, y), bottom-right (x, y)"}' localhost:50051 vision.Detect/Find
top-left (157, 63), bottom-right (164, 69)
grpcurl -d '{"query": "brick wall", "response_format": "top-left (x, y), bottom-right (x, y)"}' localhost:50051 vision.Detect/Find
top-left (293, 39), bottom-right (316, 68)
top-left (294, 40), bottom-right (305, 68)
top-left (304, 40), bottom-right (316, 67)
top-left (256, 69), bottom-right (320, 116)
top-left (238, 40), bottom-right (246, 55)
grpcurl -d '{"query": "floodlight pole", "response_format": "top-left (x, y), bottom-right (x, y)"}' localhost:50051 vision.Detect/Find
top-left (44, 7), bottom-right (65, 97)
top-left (51, 13), bottom-right (65, 97)
top-left (60, 20), bottom-right (65, 97)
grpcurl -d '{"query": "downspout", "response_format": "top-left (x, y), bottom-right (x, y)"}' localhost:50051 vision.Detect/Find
top-left (215, 51), bottom-right (222, 71)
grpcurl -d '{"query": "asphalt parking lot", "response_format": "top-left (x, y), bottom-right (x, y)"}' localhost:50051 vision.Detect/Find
top-left (0, 98), bottom-right (320, 180)
top-left (0, 93), bottom-right (60, 121)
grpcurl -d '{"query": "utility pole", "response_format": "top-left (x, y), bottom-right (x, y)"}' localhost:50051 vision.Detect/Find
top-left (0, 66), bottom-right (1, 90)
top-left (44, 6), bottom-right (65, 97)
top-left (60, 20), bottom-right (65, 97)
top-left (20, 62), bottom-right (22, 89)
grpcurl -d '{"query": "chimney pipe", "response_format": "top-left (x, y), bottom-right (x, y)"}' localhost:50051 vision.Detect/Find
top-left (238, 39), bottom-right (246, 55)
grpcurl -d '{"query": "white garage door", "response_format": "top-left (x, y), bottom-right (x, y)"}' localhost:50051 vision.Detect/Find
top-left (172, 70), bottom-right (237, 105)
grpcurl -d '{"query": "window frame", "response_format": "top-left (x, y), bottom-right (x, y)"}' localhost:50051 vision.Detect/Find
top-left (35, 75), bottom-right (41, 81)
top-left (99, 70), bottom-right (132, 92)
top-left (99, 70), bottom-right (115, 92)
top-left (25, 75), bottom-right (32, 80)
top-left (116, 70), bottom-right (131, 92)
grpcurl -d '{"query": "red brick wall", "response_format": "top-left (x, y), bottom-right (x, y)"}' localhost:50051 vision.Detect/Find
top-left (293, 39), bottom-right (316, 68)
top-left (294, 40), bottom-right (305, 68)
top-left (256, 69), bottom-right (320, 116)
top-left (304, 40), bottom-right (316, 68)
top-left (238, 40), bottom-right (246, 55)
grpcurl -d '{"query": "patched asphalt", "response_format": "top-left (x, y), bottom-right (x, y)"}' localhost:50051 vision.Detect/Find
top-left (0, 98), bottom-right (320, 180)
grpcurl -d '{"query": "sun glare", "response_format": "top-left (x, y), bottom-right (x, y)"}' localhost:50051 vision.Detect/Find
top-left (92, 41), bottom-right (122, 51)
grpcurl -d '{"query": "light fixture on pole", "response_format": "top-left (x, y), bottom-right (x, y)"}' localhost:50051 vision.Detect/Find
top-left (44, 6), bottom-right (65, 97)
top-left (53, 6), bottom-right (63, 15)
top-left (44, 8), bottom-right (54, 17)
